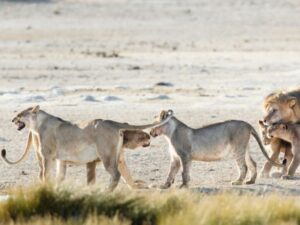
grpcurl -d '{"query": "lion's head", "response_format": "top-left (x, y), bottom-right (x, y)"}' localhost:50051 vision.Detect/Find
top-left (123, 130), bottom-right (151, 149)
top-left (267, 123), bottom-right (289, 139)
top-left (263, 92), bottom-right (300, 125)
top-left (150, 110), bottom-right (173, 137)
top-left (12, 105), bottom-right (40, 131)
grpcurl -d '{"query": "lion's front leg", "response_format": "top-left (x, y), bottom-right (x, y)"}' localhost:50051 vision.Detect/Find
top-left (102, 152), bottom-right (121, 192)
top-left (118, 150), bottom-right (147, 189)
top-left (161, 155), bottom-right (181, 189)
top-left (41, 157), bottom-right (52, 183)
top-left (35, 151), bottom-right (43, 181)
top-left (180, 156), bottom-right (191, 188)
top-left (41, 145), bottom-right (54, 183)
top-left (118, 151), bottom-right (135, 188)
top-left (56, 159), bottom-right (67, 184)
top-left (32, 134), bottom-right (44, 181)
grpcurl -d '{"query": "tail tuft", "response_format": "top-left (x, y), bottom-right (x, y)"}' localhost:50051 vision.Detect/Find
top-left (1, 149), bottom-right (6, 158)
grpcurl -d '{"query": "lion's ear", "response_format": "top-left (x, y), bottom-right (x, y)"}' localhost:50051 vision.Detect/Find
top-left (288, 97), bottom-right (297, 108)
top-left (31, 105), bottom-right (40, 113)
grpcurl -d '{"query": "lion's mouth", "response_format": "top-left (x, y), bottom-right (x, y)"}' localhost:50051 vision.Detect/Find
top-left (16, 121), bottom-right (25, 131)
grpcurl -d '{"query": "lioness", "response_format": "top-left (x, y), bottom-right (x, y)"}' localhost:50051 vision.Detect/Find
top-left (86, 130), bottom-right (151, 188)
top-left (260, 89), bottom-right (300, 177)
top-left (267, 122), bottom-right (300, 179)
top-left (150, 110), bottom-right (283, 188)
top-left (1, 106), bottom-right (172, 191)
top-left (258, 120), bottom-right (292, 178)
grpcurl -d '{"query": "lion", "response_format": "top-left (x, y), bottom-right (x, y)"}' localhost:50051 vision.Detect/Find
top-left (258, 120), bottom-right (292, 178)
top-left (267, 122), bottom-right (300, 179)
top-left (150, 110), bottom-right (283, 188)
top-left (86, 130), bottom-right (151, 188)
top-left (263, 89), bottom-right (300, 125)
top-left (260, 88), bottom-right (300, 178)
top-left (1, 105), bottom-right (172, 191)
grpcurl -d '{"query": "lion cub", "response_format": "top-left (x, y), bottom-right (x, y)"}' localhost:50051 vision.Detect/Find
top-left (258, 120), bottom-right (292, 178)
top-left (150, 110), bottom-right (283, 188)
top-left (267, 123), bottom-right (300, 179)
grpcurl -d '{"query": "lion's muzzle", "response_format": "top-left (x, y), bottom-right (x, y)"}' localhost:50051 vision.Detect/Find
top-left (15, 121), bottom-right (25, 131)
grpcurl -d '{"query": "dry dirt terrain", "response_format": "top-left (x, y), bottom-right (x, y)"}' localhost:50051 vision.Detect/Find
top-left (0, 0), bottom-right (300, 195)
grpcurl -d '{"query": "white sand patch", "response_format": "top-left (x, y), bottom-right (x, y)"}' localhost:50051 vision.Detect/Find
top-left (51, 86), bottom-right (65, 97)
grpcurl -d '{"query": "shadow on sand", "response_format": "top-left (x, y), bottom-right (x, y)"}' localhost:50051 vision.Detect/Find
top-left (191, 183), bottom-right (300, 196)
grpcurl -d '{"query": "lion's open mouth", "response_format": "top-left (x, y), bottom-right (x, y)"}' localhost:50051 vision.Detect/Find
top-left (16, 121), bottom-right (25, 131)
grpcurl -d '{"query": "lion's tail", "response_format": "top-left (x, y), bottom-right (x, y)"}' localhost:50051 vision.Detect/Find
top-left (250, 126), bottom-right (284, 168)
top-left (1, 132), bottom-right (33, 165)
top-left (118, 110), bottom-right (174, 130)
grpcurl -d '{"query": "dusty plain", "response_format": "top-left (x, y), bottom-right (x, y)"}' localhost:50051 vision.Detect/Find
top-left (0, 0), bottom-right (300, 194)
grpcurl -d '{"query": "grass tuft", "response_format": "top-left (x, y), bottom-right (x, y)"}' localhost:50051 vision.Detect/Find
top-left (1, 185), bottom-right (300, 225)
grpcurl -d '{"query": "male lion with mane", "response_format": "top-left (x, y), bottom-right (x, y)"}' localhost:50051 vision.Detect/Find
top-left (260, 88), bottom-right (300, 178)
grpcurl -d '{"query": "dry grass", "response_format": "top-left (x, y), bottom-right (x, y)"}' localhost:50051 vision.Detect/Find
top-left (0, 185), bottom-right (300, 225)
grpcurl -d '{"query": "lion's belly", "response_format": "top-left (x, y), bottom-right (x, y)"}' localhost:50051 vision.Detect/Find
top-left (191, 144), bottom-right (231, 162)
top-left (57, 143), bottom-right (98, 164)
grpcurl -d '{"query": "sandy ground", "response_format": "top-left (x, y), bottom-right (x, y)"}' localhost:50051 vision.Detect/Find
top-left (0, 0), bottom-right (300, 195)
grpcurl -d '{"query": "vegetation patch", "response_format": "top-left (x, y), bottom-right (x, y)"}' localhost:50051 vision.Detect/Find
top-left (1, 185), bottom-right (300, 225)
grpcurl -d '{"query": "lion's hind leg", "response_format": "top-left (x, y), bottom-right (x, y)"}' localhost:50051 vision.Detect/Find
top-left (232, 157), bottom-right (247, 185)
top-left (231, 144), bottom-right (248, 185)
top-left (86, 160), bottom-right (98, 185)
top-left (231, 129), bottom-right (252, 185)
